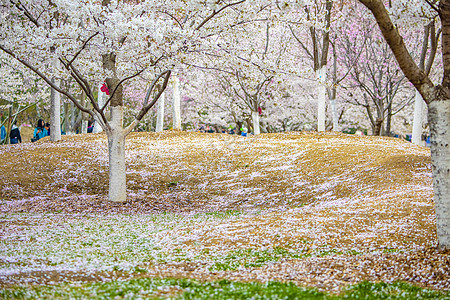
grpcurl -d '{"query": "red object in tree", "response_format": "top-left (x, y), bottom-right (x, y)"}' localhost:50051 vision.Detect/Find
top-left (258, 107), bottom-right (262, 115)
top-left (101, 83), bottom-right (110, 95)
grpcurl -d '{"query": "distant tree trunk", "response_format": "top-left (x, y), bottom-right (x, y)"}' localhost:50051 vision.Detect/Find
top-left (80, 91), bottom-right (88, 134)
top-left (317, 66), bottom-right (327, 132)
top-left (252, 111), bottom-right (260, 135)
top-left (245, 118), bottom-right (252, 133)
top-left (374, 118), bottom-right (383, 136)
top-left (385, 101), bottom-right (392, 136)
top-left (236, 121), bottom-right (243, 134)
top-left (93, 84), bottom-right (105, 133)
top-left (172, 76), bottom-right (182, 130)
top-left (63, 102), bottom-right (70, 134)
top-left (329, 98), bottom-right (339, 131)
top-left (329, 48), bottom-right (340, 131)
top-left (156, 92), bottom-right (165, 132)
top-left (50, 63), bottom-right (61, 141)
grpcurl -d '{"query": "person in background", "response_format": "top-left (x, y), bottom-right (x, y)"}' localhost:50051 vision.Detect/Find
top-left (87, 119), bottom-right (94, 133)
top-left (32, 119), bottom-right (47, 142)
top-left (45, 122), bottom-right (50, 136)
top-left (241, 127), bottom-right (248, 137)
top-left (0, 112), bottom-right (5, 143)
top-left (0, 123), bottom-right (5, 143)
top-left (9, 120), bottom-right (21, 144)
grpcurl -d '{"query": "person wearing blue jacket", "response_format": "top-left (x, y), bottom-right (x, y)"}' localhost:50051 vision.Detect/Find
top-left (32, 119), bottom-right (47, 142)
top-left (0, 124), bottom-right (5, 143)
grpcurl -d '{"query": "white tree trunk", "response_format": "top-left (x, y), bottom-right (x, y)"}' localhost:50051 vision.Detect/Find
top-left (107, 106), bottom-right (127, 203)
top-left (156, 92), bottom-right (165, 132)
top-left (317, 66), bottom-right (327, 132)
top-left (93, 84), bottom-right (106, 133)
top-left (412, 90), bottom-right (425, 145)
top-left (252, 111), bottom-right (260, 135)
top-left (428, 100), bottom-right (450, 249)
top-left (329, 98), bottom-right (340, 131)
top-left (70, 102), bottom-right (77, 134)
top-left (172, 76), bottom-right (182, 130)
top-left (50, 77), bottom-right (61, 141)
top-left (81, 120), bottom-right (88, 134)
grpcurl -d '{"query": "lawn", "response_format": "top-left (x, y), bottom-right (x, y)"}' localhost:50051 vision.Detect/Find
top-left (0, 131), bottom-right (448, 298)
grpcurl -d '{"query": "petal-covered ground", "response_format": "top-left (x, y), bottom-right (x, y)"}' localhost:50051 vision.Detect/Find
top-left (0, 131), bottom-right (448, 293)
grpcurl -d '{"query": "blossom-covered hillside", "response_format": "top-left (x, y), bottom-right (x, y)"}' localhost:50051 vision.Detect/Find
top-left (0, 131), bottom-right (448, 293)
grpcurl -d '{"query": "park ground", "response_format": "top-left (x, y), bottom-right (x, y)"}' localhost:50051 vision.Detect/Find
top-left (0, 131), bottom-right (449, 299)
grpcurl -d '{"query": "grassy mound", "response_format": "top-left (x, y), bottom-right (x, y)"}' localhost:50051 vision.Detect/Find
top-left (0, 131), bottom-right (448, 294)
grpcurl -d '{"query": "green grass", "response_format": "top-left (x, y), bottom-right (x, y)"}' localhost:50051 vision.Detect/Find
top-left (209, 246), bottom-right (363, 271)
top-left (1, 279), bottom-right (448, 300)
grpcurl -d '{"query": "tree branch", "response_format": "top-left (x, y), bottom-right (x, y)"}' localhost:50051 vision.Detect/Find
top-left (358, 0), bottom-right (435, 103)
top-left (67, 32), bottom-right (100, 67)
top-left (125, 70), bottom-right (172, 135)
top-left (195, 0), bottom-right (246, 31)
top-left (0, 45), bottom-right (93, 116)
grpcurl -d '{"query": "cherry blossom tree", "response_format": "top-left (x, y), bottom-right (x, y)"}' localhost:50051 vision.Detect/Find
top-left (357, 0), bottom-right (449, 249)
top-left (289, 0), bottom-right (333, 131)
top-left (0, 0), bottom-right (259, 202)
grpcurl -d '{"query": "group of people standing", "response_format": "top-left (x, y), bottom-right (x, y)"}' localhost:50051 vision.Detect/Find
top-left (0, 118), bottom-right (51, 145)
top-left (32, 119), bottom-right (50, 142)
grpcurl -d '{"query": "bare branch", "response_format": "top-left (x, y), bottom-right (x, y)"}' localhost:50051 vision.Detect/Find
top-left (67, 32), bottom-right (100, 67)
top-left (129, 70), bottom-right (172, 130)
top-left (195, 0), bottom-right (246, 30)
top-left (289, 25), bottom-right (313, 59)
top-left (10, 0), bottom-right (40, 27)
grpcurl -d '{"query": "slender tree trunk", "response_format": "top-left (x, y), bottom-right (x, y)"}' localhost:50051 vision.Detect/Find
top-left (317, 66), bottom-right (327, 131)
top-left (50, 60), bottom-right (61, 141)
top-left (63, 102), bottom-right (69, 134)
top-left (330, 46), bottom-right (340, 131)
top-left (81, 91), bottom-right (88, 134)
top-left (412, 91), bottom-right (424, 145)
top-left (374, 118), bottom-right (383, 136)
top-left (252, 111), bottom-right (260, 135)
top-left (246, 118), bottom-right (252, 133)
top-left (172, 76), bottom-right (182, 130)
top-left (236, 121), bottom-right (243, 135)
top-left (50, 77), bottom-right (61, 141)
top-left (329, 98), bottom-right (340, 131)
top-left (385, 101), bottom-right (392, 136)
top-left (93, 84), bottom-right (105, 133)
top-left (156, 92), bottom-right (165, 132)
top-left (70, 103), bottom-right (77, 134)
top-left (428, 100), bottom-right (450, 249)
top-left (106, 106), bottom-right (126, 203)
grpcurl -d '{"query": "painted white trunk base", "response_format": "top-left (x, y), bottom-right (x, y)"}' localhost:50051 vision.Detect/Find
top-left (330, 99), bottom-right (340, 132)
top-left (252, 111), bottom-right (260, 135)
top-left (172, 77), bottom-right (182, 130)
top-left (317, 67), bottom-right (327, 132)
top-left (107, 106), bottom-right (126, 203)
top-left (412, 91), bottom-right (424, 145)
top-left (50, 78), bottom-right (61, 142)
top-left (428, 100), bottom-right (450, 249)
top-left (81, 120), bottom-right (88, 134)
top-left (93, 84), bottom-right (106, 133)
top-left (156, 93), bottom-right (165, 132)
